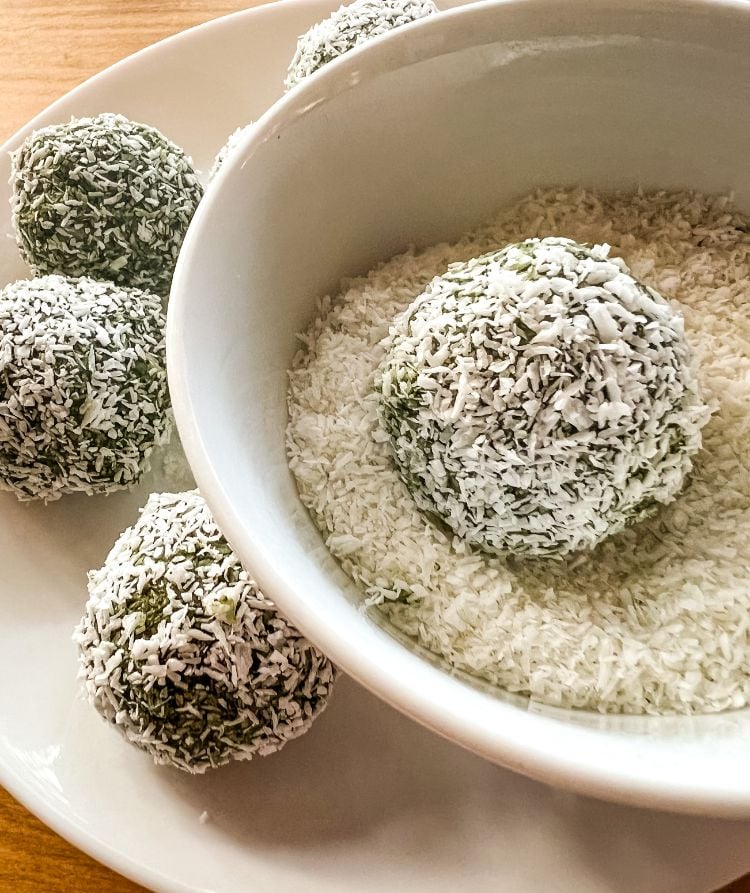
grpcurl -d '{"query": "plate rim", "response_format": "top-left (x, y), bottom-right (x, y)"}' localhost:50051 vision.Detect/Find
top-left (0, 2), bottom-right (332, 890)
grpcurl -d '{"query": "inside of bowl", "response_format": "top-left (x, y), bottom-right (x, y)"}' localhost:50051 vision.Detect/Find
top-left (172, 0), bottom-right (750, 800)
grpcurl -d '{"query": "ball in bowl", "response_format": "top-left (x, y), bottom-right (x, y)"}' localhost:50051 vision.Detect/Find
top-left (376, 237), bottom-right (710, 558)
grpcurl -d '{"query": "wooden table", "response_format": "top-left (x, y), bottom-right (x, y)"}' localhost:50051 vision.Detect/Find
top-left (0, 2), bottom-right (749, 891)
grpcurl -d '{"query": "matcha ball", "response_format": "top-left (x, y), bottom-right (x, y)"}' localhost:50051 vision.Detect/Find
top-left (208, 124), bottom-right (254, 182)
top-left (10, 113), bottom-right (203, 296)
top-left (0, 275), bottom-right (170, 500)
top-left (74, 490), bottom-right (336, 773)
top-left (285, 0), bottom-right (438, 90)
top-left (376, 237), bottom-right (711, 558)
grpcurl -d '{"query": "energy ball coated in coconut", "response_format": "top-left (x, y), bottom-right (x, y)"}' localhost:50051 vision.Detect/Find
top-left (10, 113), bottom-right (203, 296)
top-left (74, 491), bottom-right (336, 773)
top-left (0, 275), bottom-right (170, 501)
top-left (376, 237), bottom-right (711, 558)
top-left (208, 124), bottom-right (254, 182)
top-left (285, 0), bottom-right (438, 90)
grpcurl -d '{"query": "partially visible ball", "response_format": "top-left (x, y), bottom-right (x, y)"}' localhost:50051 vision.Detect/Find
top-left (10, 113), bottom-right (203, 296)
top-left (376, 237), bottom-right (711, 558)
top-left (0, 275), bottom-right (170, 500)
top-left (74, 490), bottom-right (336, 773)
top-left (285, 0), bottom-right (438, 90)
top-left (208, 124), bottom-right (254, 183)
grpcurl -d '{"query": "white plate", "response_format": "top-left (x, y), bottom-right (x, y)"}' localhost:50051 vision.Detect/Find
top-left (1, 3), bottom-right (750, 891)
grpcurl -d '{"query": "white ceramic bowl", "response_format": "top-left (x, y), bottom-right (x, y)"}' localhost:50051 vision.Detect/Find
top-left (169, 0), bottom-right (750, 816)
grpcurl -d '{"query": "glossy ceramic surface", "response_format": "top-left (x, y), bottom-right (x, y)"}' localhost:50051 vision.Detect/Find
top-left (170, 0), bottom-right (750, 819)
top-left (1, 3), bottom-right (750, 892)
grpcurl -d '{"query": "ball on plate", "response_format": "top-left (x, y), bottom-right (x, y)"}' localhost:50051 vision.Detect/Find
top-left (0, 275), bottom-right (170, 501)
top-left (376, 237), bottom-right (711, 558)
top-left (10, 113), bottom-right (203, 296)
top-left (74, 490), bottom-right (336, 773)
top-left (285, 0), bottom-right (438, 90)
top-left (208, 124), bottom-right (254, 182)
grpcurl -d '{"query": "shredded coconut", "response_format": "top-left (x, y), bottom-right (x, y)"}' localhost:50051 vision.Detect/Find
top-left (0, 275), bottom-right (170, 500)
top-left (208, 124), bottom-right (254, 183)
top-left (376, 237), bottom-right (709, 557)
top-left (10, 113), bottom-right (203, 297)
top-left (285, 0), bottom-right (439, 90)
top-left (74, 490), bottom-right (336, 772)
top-left (286, 188), bottom-right (750, 715)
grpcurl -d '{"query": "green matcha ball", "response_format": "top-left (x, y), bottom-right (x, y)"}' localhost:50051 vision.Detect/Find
top-left (376, 237), bottom-right (710, 558)
top-left (10, 113), bottom-right (203, 296)
top-left (74, 490), bottom-right (337, 772)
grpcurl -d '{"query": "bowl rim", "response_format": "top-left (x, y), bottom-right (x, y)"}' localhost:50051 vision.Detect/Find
top-left (169, 0), bottom-right (750, 817)
top-left (0, 2), bottom-right (358, 888)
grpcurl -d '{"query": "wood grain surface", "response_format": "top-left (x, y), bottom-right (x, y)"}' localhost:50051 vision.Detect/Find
top-left (0, 2), bottom-right (749, 892)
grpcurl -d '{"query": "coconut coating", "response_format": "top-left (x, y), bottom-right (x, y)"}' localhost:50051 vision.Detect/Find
top-left (74, 491), bottom-right (336, 773)
top-left (285, 0), bottom-right (438, 90)
top-left (0, 275), bottom-right (170, 501)
top-left (10, 113), bottom-right (203, 296)
top-left (376, 237), bottom-right (711, 558)
top-left (208, 124), bottom-right (254, 183)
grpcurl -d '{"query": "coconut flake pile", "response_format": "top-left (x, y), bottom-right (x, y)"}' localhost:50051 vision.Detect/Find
top-left (377, 237), bottom-right (710, 558)
top-left (287, 188), bottom-right (750, 715)
top-left (285, 0), bottom-right (438, 90)
top-left (74, 490), bottom-right (336, 772)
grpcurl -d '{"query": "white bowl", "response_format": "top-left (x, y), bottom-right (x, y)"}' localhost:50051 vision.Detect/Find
top-left (169, 0), bottom-right (750, 816)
